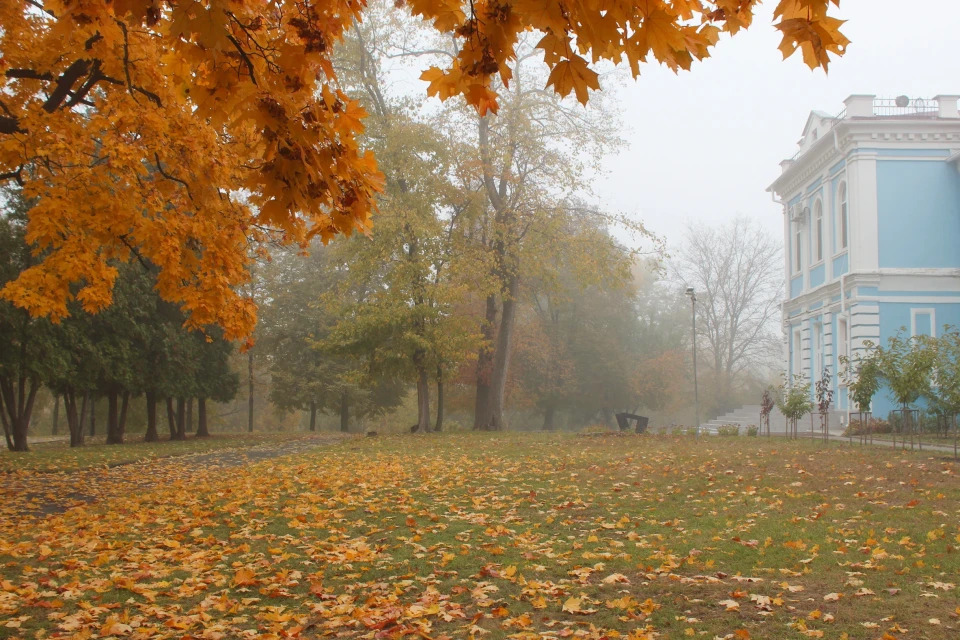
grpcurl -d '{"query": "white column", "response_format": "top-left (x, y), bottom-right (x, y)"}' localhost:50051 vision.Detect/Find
top-left (848, 151), bottom-right (879, 271)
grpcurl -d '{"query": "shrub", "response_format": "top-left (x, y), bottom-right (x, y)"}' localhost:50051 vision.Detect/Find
top-left (746, 425), bottom-right (759, 437)
top-left (843, 418), bottom-right (892, 436)
top-left (671, 425), bottom-right (685, 436)
top-left (717, 424), bottom-right (740, 437)
top-left (685, 426), bottom-right (699, 436)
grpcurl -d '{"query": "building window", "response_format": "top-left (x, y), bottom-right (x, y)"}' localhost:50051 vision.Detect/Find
top-left (838, 181), bottom-right (848, 250)
top-left (911, 309), bottom-right (936, 338)
top-left (814, 200), bottom-right (823, 263)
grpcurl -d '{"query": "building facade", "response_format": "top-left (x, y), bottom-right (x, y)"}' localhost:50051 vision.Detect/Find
top-left (768, 94), bottom-right (960, 419)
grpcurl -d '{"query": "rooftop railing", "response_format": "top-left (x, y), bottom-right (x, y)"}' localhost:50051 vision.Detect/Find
top-left (788, 98), bottom-right (941, 162)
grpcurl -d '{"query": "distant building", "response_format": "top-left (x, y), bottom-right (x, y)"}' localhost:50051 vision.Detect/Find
top-left (768, 94), bottom-right (960, 418)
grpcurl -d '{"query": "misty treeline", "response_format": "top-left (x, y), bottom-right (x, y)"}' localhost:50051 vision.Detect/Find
top-left (0, 1), bottom-right (784, 450)
top-left (252, 4), bottom-right (783, 433)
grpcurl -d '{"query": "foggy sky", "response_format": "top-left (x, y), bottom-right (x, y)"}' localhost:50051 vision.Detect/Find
top-left (596, 0), bottom-right (960, 251)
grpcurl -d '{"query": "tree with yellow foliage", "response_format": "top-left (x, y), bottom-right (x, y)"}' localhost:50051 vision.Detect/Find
top-left (1, 0), bottom-right (847, 339)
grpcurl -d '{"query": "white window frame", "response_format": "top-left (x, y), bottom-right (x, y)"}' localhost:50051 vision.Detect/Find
top-left (911, 308), bottom-right (936, 338)
top-left (813, 199), bottom-right (824, 264)
top-left (837, 181), bottom-right (849, 252)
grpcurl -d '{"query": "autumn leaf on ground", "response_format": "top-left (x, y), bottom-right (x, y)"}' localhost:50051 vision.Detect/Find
top-left (232, 567), bottom-right (258, 587)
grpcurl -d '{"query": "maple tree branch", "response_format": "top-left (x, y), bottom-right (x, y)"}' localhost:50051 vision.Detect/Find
top-left (0, 117), bottom-right (23, 135)
top-left (118, 234), bottom-right (153, 272)
top-left (115, 20), bottom-right (139, 102)
top-left (6, 69), bottom-right (54, 81)
top-left (153, 152), bottom-right (193, 200)
top-left (226, 34), bottom-right (259, 85)
top-left (0, 166), bottom-right (25, 186)
top-left (63, 64), bottom-right (105, 109)
top-left (41, 59), bottom-right (91, 113)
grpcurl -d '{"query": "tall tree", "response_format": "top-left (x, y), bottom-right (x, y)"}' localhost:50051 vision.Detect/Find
top-left (1, 0), bottom-right (847, 339)
top-left (671, 216), bottom-right (783, 417)
top-left (0, 190), bottom-right (62, 451)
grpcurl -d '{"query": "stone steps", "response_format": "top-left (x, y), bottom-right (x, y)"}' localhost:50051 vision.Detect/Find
top-left (700, 405), bottom-right (846, 435)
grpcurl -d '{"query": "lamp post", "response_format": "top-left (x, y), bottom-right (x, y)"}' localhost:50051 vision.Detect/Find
top-left (686, 287), bottom-right (700, 437)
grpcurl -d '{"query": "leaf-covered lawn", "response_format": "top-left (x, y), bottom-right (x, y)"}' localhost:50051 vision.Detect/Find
top-left (1, 433), bottom-right (958, 639)
top-left (0, 432), bottom-right (325, 473)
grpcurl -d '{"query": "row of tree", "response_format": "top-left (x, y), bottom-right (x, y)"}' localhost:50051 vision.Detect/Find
top-left (0, 193), bottom-right (239, 451)
top-left (843, 328), bottom-right (960, 427)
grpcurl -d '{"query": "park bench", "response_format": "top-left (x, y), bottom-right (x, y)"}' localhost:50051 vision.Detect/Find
top-left (615, 413), bottom-right (649, 434)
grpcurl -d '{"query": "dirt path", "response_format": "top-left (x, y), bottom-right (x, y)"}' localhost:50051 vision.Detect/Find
top-left (1, 434), bottom-right (350, 521)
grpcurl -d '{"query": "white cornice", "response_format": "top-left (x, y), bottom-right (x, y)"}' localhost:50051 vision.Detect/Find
top-left (782, 269), bottom-right (960, 316)
top-left (769, 118), bottom-right (960, 197)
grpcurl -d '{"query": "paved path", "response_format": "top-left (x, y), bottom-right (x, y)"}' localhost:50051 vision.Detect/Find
top-left (1, 434), bottom-right (351, 520)
top-left (762, 429), bottom-right (959, 457)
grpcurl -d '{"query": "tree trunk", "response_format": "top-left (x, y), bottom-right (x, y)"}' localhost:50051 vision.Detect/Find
top-left (65, 390), bottom-right (88, 447)
top-left (415, 357), bottom-right (431, 433)
top-left (473, 294), bottom-right (498, 430)
top-left (0, 376), bottom-right (38, 452)
top-left (542, 401), bottom-right (556, 431)
top-left (145, 391), bottom-right (159, 442)
top-left (106, 390), bottom-right (121, 444)
top-left (176, 397), bottom-right (186, 440)
top-left (247, 350), bottom-right (255, 433)
top-left (435, 365), bottom-right (444, 432)
top-left (196, 397), bottom-right (210, 437)
top-left (309, 401), bottom-right (317, 432)
top-left (488, 274), bottom-right (520, 431)
top-left (119, 391), bottom-right (129, 441)
top-left (187, 397), bottom-right (194, 434)
top-left (340, 391), bottom-right (349, 433)
top-left (52, 394), bottom-right (60, 436)
top-left (0, 392), bottom-right (13, 450)
top-left (89, 397), bottom-right (96, 437)
top-left (166, 397), bottom-right (177, 439)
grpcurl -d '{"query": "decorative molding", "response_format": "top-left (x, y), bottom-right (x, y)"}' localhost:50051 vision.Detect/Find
top-left (769, 118), bottom-right (960, 196)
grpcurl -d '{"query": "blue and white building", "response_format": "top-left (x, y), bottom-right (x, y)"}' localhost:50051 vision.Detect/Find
top-left (768, 94), bottom-right (960, 418)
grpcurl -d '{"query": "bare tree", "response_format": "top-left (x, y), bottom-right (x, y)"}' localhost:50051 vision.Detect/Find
top-left (672, 216), bottom-right (783, 417)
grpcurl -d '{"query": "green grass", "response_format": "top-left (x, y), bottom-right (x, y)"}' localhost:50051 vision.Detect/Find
top-left (0, 431), bottom-right (326, 472)
top-left (1, 433), bottom-right (958, 639)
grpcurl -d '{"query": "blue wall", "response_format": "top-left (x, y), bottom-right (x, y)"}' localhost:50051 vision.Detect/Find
top-left (810, 264), bottom-right (826, 288)
top-left (832, 252), bottom-right (848, 277)
top-left (867, 301), bottom-right (960, 417)
top-left (790, 276), bottom-right (803, 298)
top-left (877, 161), bottom-right (960, 268)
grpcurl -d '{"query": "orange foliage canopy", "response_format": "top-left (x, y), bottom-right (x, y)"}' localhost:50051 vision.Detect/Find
top-left (418, 0), bottom-right (849, 112)
top-left (0, 0), bottom-right (847, 339)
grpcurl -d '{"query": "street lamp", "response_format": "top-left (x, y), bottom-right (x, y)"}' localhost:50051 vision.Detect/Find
top-left (685, 287), bottom-right (700, 438)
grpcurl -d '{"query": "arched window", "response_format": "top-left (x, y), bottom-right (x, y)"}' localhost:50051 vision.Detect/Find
top-left (814, 199), bottom-right (824, 262)
top-left (838, 182), bottom-right (848, 250)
